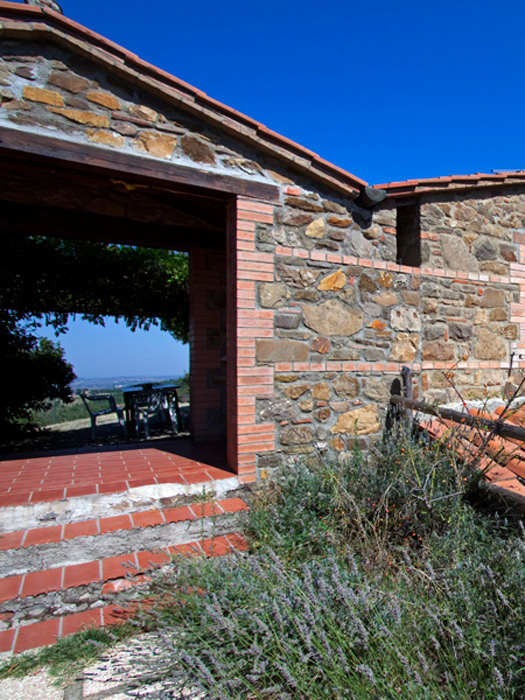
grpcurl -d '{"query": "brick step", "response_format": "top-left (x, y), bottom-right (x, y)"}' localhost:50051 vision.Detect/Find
top-left (0, 533), bottom-right (248, 605)
top-left (0, 474), bottom-right (241, 534)
top-left (0, 497), bottom-right (249, 552)
top-left (0, 532), bottom-right (248, 655)
top-left (0, 497), bottom-right (249, 579)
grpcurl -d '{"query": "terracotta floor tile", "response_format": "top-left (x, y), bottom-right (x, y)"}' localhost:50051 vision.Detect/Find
top-left (127, 477), bottom-right (156, 488)
top-left (102, 553), bottom-right (139, 580)
top-left (63, 520), bottom-right (99, 540)
top-left (191, 502), bottom-right (223, 519)
top-left (168, 542), bottom-right (202, 557)
top-left (0, 530), bottom-right (25, 551)
top-left (219, 497), bottom-right (249, 513)
top-left (101, 472), bottom-right (129, 480)
top-left (24, 525), bottom-right (63, 547)
top-left (61, 608), bottom-right (102, 637)
top-left (162, 505), bottom-right (195, 524)
top-left (63, 560), bottom-right (100, 588)
top-left (136, 549), bottom-right (171, 570)
top-left (10, 477), bottom-right (45, 488)
top-left (204, 467), bottom-right (233, 479)
top-left (99, 514), bottom-right (132, 534)
top-left (14, 618), bottom-right (60, 653)
top-left (155, 474), bottom-right (186, 485)
top-left (0, 575), bottom-right (24, 603)
top-left (226, 533), bottom-right (249, 551)
top-left (97, 481), bottom-right (129, 495)
top-left (0, 628), bottom-right (15, 653)
top-left (181, 471), bottom-right (211, 485)
top-left (103, 604), bottom-right (132, 626)
top-left (22, 568), bottom-right (63, 597)
top-left (65, 485), bottom-right (98, 498)
top-left (30, 488), bottom-right (66, 504)
top-left (0, 493), bottom-right (30, 508)
top-left (37, 476), bottom-right (73, 485)
top-left (131, 510), bottom-right (165, 528)
top-left (71, 475), bottom-right (100, 482)
top-left (200, 536), bottom-right (231, 557)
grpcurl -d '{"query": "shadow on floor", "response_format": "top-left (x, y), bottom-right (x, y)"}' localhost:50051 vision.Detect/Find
top-left (1, 404), bottom-right (230, 463)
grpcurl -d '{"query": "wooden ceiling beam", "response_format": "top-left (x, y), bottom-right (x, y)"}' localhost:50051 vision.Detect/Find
top-left (0, 201), bottom-right (225, 251)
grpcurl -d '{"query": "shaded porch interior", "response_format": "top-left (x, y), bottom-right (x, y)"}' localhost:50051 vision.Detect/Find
top-left (0, 150), bottom-right (236, 481)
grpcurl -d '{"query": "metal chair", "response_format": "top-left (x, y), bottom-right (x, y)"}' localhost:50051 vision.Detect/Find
top-left (79, 391), bottom-right (128, 440)
top-left (132, 387), bottom-right (181, 439)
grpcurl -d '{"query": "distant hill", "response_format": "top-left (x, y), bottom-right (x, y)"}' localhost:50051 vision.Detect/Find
top-left (71, 376), bottom-right (184, 391)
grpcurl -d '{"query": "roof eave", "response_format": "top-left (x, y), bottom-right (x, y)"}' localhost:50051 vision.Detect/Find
top-left (0, 1), bottom-right (368, 200)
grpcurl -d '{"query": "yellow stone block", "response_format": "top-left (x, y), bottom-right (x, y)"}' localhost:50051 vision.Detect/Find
top-left (317, 269), bottom-right (346, 291)
top-left (23, 86), bottom-right (64, 107)
top-left (48, 107), bottom-right (110, 128)
top-left (311, 382), bottom-right (330, 400)
top-left (377, 271), bottom-right (394, 288)
top-left (135, 131), bottom-right (177, 159)
top-left (305, 217), bottom-right (326, 239)
top-left (330, 404), bottom-right (380, 436)
top-left (86, 91), bottom-right (121, 110)
top-left (129, 104), bottom-right (158, 121)
top-left (86, 129), bottom-right (125, 148)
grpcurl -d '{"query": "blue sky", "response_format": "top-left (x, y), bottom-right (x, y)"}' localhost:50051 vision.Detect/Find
top-left (31, 0), bottom-right (525, 377)
top-left (40, 318), bottom-right (189, 380)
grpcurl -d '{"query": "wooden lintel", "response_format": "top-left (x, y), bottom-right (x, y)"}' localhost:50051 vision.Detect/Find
top-left (0, 126), bottom-right (280, 203)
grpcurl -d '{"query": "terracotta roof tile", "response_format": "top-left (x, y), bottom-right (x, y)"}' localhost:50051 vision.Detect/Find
top-left (375, 171), bottom-right (525, 198)
top-left (420, 405), bottom-right (525, 506)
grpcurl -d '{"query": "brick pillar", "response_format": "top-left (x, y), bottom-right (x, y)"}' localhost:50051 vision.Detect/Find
top-left (226, 198), bottom-right (275, 482)
top-left (188, 248), bottom-right (226, 442)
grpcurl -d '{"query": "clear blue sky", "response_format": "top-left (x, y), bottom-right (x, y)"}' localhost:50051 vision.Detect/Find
top-left (28, 0), bottom-right (525, 377)
top-left (39, 318), bottom-right (189, 380)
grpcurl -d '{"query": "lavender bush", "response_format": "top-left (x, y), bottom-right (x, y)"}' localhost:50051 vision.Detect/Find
top-left (142, 432), bottom-right (525, 699)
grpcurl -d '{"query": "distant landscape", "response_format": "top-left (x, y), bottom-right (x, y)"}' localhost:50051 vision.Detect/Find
top-left (71, 376), bottom-right (182, 392)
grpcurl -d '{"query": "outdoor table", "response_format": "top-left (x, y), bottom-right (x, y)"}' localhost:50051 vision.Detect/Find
top-left (122, 384), bottom-right (181, 437)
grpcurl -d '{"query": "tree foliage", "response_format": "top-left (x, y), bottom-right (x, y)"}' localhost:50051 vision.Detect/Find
top-left (0, 311), bottom-right (76, 438)
top-left (1, 235), bottom-right (189, 342)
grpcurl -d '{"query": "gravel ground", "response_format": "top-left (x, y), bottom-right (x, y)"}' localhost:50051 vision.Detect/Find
top-left (0, 669), bottom-right (63, 700)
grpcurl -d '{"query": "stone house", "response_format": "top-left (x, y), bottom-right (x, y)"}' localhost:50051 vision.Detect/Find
top-left (1, 1), bottom-right (524, 481)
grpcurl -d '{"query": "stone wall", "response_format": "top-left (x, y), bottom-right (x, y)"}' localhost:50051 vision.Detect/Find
top-left (0, 42), bottom-right (282, 190)
top-left (371, 192), bottom-right (524, 406)
top-left (420, 194), bottom-right (520, 274)
top-left (2, 35), bottom-right (525, 478)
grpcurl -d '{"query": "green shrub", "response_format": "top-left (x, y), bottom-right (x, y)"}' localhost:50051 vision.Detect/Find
top-left (246, 431), bottom-right (478, 564)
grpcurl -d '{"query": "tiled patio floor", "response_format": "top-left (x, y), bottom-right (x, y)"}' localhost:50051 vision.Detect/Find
top-left (0, 438), bottom-right (231, 508)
